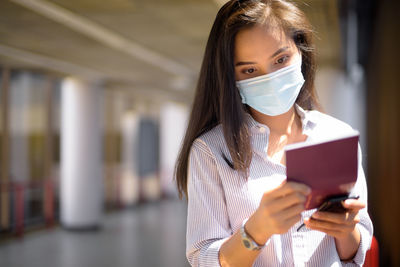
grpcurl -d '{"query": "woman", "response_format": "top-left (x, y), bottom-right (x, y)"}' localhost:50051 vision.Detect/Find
top-left (175, 0), bottom-right (373, 266)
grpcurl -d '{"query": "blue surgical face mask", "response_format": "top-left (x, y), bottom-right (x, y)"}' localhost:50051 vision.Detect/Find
top-left (236, 57), bottom-right (305, 116)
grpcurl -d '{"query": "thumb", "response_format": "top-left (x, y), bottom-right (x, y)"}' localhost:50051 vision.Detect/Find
top-left (342, 199), bottom-right (365, 211)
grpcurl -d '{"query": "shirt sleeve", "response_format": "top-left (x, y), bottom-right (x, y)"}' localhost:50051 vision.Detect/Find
top-left (342, 144), bottom-right (374, 266)
top-left (186, 139), bottom-right (231, 267)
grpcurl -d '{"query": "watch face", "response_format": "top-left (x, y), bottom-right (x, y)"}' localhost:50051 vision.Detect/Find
top-left (243, 239), bottom-right (251, 249)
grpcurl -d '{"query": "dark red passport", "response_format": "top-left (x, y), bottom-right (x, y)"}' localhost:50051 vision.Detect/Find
top-left (285, 132), bottom-right (359, 210)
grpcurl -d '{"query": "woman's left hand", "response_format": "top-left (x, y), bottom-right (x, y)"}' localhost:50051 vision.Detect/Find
top-left (304, 198), bottom-right (365, 239)
top-left (304, 198), bottom-right (365, 260)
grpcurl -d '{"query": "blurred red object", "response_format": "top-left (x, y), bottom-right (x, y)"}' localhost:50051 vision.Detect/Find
top-left (364, 236), bottom-right (379, 267)
top-left (14, 183), bottom-right (24, 237)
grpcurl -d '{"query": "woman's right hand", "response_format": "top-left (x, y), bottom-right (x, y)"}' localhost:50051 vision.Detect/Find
top-left (244, 181), bottom-right (311, 245)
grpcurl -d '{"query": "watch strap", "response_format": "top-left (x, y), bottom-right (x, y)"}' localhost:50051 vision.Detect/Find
top-left (240, 219), bottom-right (265, 251)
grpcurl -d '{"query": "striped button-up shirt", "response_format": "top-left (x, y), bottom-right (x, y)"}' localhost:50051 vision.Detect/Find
top-left (186, 105), bottom-right (373, 267)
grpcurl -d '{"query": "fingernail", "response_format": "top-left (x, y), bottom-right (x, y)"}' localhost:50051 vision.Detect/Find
top-left (344, 199), bottom-right (352, 205)
top-left (305, 187), bottom-right (311, 195)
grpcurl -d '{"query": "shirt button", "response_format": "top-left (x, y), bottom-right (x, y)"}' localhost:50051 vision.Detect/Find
top-left (259, 127), bottom-right (266, 133)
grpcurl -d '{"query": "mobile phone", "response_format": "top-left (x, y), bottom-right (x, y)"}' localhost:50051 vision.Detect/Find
top-left (297, 195), bottom-right (360, 231)
top-left (317, 195), bottom-right (360, 213)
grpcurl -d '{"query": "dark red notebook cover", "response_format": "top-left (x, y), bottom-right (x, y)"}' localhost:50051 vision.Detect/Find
top-left (285, 133), bottom-right (359, 210)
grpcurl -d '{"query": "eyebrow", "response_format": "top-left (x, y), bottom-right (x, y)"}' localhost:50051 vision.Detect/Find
top-left (235, 46), bottom-right (290, 67)
top-left (270, 46), bottom-right (290, 59)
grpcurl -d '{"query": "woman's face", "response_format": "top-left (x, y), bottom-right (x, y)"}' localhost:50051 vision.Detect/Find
top-left (234, 25), bottom-right (301, 81)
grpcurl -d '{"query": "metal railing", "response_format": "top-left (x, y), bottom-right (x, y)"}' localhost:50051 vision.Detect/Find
top-left (0, 179), bottom-right (56, 237)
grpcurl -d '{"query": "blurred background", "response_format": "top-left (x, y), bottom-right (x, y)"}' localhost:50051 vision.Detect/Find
top-left (0, 0), bottom-right (398, 266)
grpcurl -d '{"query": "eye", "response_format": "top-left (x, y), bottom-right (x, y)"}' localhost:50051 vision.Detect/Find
top-left (276, 55), bottom-right (289, 65)
top-left (243, 67), bottom-right (256, 74)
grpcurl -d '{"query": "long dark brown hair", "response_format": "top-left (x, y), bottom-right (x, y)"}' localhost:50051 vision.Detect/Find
top-left (175, 0), bottom-right (320, 198)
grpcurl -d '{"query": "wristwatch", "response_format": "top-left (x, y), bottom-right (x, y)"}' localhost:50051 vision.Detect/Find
top-left (240, 219), bottom-right (265, 251)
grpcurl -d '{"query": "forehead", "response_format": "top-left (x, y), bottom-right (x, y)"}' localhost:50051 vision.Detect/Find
top-left (234, 25), bottom-right (295, 60)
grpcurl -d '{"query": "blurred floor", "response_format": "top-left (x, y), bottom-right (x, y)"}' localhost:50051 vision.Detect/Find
top-left (0, 199), bottom-right (190, 267)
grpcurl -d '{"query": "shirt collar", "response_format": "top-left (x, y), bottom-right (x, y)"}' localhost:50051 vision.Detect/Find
top-left (245, 104), bottom-right (317, 135)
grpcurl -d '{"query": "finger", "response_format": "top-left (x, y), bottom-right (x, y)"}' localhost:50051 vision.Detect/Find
top-left (342, 199), bottom-right (366, 211)
top-left (304, 220), bottom-right (343, 237)
top-left (273, 213), bottom-right (302, 234)
top-left (273, 202), bottom-right (304, 221)
top-left (311, 211), bottom-right (346, 224)
top-left (266, 192), bottom-right (306, 213)
top-left (305, 217), bottom-right (353, 232)
top-left (284, 213), bottom-right (303, 229)
top-left (312, 211), bottom-right (358, 225)
top-left (265, 182), bottom-right (310, 200)
top-left (281, 182), bottom-right (311, 196)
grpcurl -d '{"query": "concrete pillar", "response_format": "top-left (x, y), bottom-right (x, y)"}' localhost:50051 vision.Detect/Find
top-left (137, 115), bottom-right (160, 201)
top-left (9, 72), bottom-right (32, 183)
top-left (60, 77), bottom-right (103, 229)
top-left (159, 102), bottom-right (188, 197)
top-left (120, 110), bottom-right (140, 206)
top-left (1, 68), bottom-right (10, 230)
